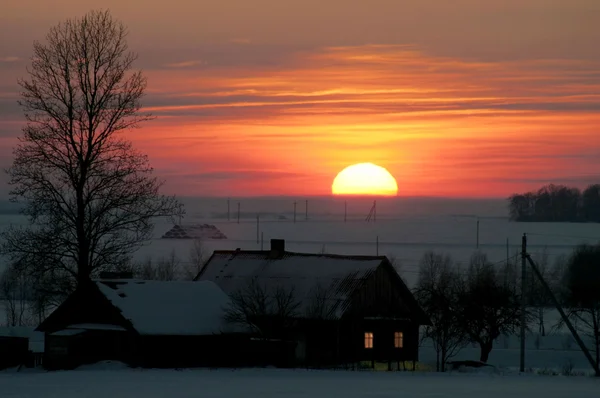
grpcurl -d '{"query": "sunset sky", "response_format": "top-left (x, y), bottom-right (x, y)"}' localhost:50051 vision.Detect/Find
top-left (1, 0), bottom-right (599, 197)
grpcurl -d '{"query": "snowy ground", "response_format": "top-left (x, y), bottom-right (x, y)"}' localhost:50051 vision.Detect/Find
top-left (2, 366), bottom-right (600, 398)
top-left (3, 197), bottom-right (600, 285)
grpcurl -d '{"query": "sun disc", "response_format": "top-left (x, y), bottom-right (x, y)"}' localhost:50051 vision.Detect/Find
top-left (332, 163), bottom-right (398, 196)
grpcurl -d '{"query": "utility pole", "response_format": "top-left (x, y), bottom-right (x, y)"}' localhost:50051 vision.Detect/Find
top-left (374, 200), bottom-right (377, 223)
top-left (344, 201), bottom-right (347, 223)
top-left (519, 233), bottom-right (527, 373)
top-left (305, 199), bottom-right (308, 221)
top-left (293, 201), bottom-right (297, 223)
top-left (525, 254), bottom-right (600, 376)
top-left (476, 218), bottom-right (480, 249)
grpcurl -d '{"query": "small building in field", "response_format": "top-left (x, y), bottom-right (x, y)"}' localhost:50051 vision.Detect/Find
top-left (196, 239), bottom-right (431, 369)
top-left (0, 326), bottom-right (45, 369)
top-left (36, 279), bottom-right (252, 369)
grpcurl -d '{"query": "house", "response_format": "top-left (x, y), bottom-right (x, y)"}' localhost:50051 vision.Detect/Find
top-left (36, 278), bottom-right (253, 369)
top-left (196, 239), bottom-right (430, 369)
top-left (0, 326), bottom-right (45, 369)
top-left (0, 332), bottom-right (28, 370)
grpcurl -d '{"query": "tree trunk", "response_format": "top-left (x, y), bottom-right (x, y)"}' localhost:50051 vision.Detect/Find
top-left (435, 349), bottom-right (440, 372)
top-left (441, 346), bottom-right (447, 372)
top-left (538, 307), bottom-right (545, 336)
top-left (593, 312), bottom-right (599, 370)
top-left (479, 341), bottom-right (493, 363)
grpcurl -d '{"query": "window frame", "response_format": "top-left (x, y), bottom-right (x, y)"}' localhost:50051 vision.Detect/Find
top-left (394, 331), bottom-right (404, 348)
top-left (364, 332), bottom-right (374, 349)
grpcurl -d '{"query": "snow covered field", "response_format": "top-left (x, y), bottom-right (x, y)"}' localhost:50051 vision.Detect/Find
top-left (3, 197), bottom-right (598, 286)
top-left (2, 366), bottom-right (599, 398)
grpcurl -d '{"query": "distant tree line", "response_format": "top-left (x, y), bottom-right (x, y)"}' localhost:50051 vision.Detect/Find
top-left (508, 184), bottom-right (600, 222)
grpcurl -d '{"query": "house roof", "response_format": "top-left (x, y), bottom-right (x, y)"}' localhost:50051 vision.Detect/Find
top-left (94, 280), bottom-right (244, 336)
top-left (197, 250), bottom-right (428, 323)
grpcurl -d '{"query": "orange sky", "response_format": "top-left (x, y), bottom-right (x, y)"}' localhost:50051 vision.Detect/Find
top-left (1, 1), bottom-right (600, 197)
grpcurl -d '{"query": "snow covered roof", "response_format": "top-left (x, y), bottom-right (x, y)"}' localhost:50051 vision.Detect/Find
top-left (0, 326), bottom-right (41, 340)
top-left (0, 327), bottom-right (45, 352)
top-left (66, 323), bottom-right (127, 331)
top-left (51, 329), bottom-right (86, 337)
top-left (197, 251), bottom-right (387, 319)
top-left (94, 280), bottom-right (242, 336)
top-left (161, 224), bottom-right (227, 239)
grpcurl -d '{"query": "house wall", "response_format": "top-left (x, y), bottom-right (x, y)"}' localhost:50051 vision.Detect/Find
top-left (44, 330), bottom-right (134, 370)
top-left (0, 336), bottom-right (29, 369)
top-left (134, 334), bottom-right (292, 368)
top-left (340, 264), bottom-right (421, 363)
top-left (290, 318), bottom-right (419, 367)
top-left (227, 264), bottom-right (424, 368)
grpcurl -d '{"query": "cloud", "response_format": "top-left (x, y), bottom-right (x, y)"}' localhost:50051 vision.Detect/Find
top-left (175, 170), bottom-right (312, 182)
top-left (229, 38), bottom-right (252, 44)
top-left (164, 60), bottom-right (207, 68)
top-left (2, 44), bottom-right (600, 197)
top-left (0, 56), bottom-right (20, 63)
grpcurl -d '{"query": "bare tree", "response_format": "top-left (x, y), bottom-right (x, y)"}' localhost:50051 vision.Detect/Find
top-left (305, 282), bottom-right (338, 320)
top-left (184, 239), bottom-right (208, 280)
top-left (414, 251), bottom-right (467, 372)
top-left (0, 265), bottom-right (30, 326)
top-left (224, 278), bottom-right (301, 338)
top-left (135, 257), bottom-right (157, 280)
top-left (458, 251), bottom-right (523, 363)
top-left (528, 248), bottom-right (551, 336)
top-left (133, 249), bottom-right (181, 281)
top-left (558, 244), bottom-right (600, 367)
top-left (0, 10), bottom-right (183, 298)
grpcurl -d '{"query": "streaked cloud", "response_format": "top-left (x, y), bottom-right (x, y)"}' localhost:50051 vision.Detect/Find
top-left (229, 38), bottom-right (252, 45)
top-left (1, 0), bottom-right (599, 197)
top-left (164, 60), bottom-right (207, 68)
top-left (0, 56), bottom-right (19, 63)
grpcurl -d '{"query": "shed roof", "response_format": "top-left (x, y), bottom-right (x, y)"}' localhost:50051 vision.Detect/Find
top-left (94, 280), bottom-right (244, 336)
top-left (197, 250), bottom-right (426, 322)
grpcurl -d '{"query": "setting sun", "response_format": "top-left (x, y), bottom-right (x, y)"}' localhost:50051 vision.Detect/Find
top-left (331, 163), bottom-right (398, 196)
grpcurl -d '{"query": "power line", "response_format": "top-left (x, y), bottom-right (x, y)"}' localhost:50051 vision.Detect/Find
top-left (527, 232), bottom-right (600, 241)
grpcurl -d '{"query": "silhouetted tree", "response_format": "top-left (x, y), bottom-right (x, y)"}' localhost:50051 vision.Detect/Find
top-left (458, 252), bottom-right (523, 363)
top-left (414, 251), bottom-right (467, 372)
top-left (224, 278), bottom-right (301, 338)
top-left (302, 283), bottom-right (337, 320)
top-left (508, 193), bottom-right (534, 221)
top-left (508, 184), bottom-right (583, 222)
top-left (134, 249), bottom-right (182, 281)
top-left (582, 185), bottom-right (600, 222)
top-left (528, 248), bottom-right (551, 336)
top-left (184, 239), bottom-right (208, 280)
top-left (0, 264), bottom-right (31, 326)
top-left (0, 10), bottom-right (183, 299)
top-left (557, 244), bottom-right (600, 367)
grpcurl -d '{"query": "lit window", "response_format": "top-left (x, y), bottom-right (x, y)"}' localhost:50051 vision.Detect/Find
top-left (394, 332), bottom-right (404, 348)
top-left (364, 332), bottom-right (373, 349)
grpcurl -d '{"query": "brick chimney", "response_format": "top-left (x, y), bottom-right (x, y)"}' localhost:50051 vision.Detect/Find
top-left (269, 239), bottom-right (285, 258)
